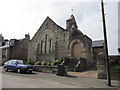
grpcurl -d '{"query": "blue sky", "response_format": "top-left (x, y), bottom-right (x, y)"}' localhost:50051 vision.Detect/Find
top-left (0, 0), bottom-right (118, 55)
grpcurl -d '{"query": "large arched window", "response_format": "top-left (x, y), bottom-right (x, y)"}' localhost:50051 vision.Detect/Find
top-left (49, 39), bottom-right (52, 53)
top-left (41, 41), bottom-right (43, 53)
top-left (45, 34), bottom-right (48, 53)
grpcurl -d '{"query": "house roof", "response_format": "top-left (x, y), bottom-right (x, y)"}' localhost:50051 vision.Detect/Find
top-left (92, 40), bottom-right (104, 47)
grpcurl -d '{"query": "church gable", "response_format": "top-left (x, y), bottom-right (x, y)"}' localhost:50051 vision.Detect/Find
top-left (31, 16), bottom-right (65, 42)
top-left (28, 16), bottom-right (69, 61)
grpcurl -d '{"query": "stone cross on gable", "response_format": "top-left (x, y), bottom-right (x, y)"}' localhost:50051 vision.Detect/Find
top-left (71, 7), bottom-right (74, 15)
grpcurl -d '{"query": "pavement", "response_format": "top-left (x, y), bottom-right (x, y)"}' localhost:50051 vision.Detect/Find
top-left (68, 70), bottom-right (98, 79)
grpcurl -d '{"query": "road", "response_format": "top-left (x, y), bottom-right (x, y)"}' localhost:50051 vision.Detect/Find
top-left (2, 68), bottom-right (84, 88)
top-left (1, 67), bottom-right (119, 89)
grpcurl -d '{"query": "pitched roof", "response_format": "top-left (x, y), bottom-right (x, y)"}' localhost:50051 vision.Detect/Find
top-left (31, 16), bottom-right (65, 40)
top-left (92, 40), bottom-right (104, 47)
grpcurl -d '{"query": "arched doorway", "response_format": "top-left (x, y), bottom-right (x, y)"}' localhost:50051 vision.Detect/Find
top-left (72, 42), bottom-right (81, 58)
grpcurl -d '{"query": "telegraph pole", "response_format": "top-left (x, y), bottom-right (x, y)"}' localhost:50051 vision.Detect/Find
top-left (118, 48), bottom-right (120, 53)
top-left (101, 0), bottom-right (111, 86)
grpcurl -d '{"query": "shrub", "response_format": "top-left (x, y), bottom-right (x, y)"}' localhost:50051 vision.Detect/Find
top-left (27, 59), bottom-right (35, 65)
top-left (41, 61), bottom-right (47, 66)
top-left (109, 59), bottom-right (120, 66)
top-left (35, 61), bottom-right (41, 65)
top-left (53, 56), bottom-right (70, 66)
top-left (47, 63), bottom-right (51, 66)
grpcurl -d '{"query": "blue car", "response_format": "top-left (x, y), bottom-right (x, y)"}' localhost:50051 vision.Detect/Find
top-left (3, 60), bottom-right (34, 73)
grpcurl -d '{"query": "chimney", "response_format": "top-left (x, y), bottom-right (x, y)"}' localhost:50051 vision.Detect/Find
top-left (25, 33), bottom-right (30, 40)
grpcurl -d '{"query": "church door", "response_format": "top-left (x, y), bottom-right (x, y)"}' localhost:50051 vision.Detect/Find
top-left (72, 43), bottom-right (81, 58)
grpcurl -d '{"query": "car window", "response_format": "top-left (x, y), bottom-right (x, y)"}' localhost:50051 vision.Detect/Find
top-left (11, 61), bottom-right (16, 65)
top-left (7, 60), bottom-right (13, 64)
top-left (4, 61), bottom-right (9, 64)
top-left (16, 60), bottom-right (23, 64)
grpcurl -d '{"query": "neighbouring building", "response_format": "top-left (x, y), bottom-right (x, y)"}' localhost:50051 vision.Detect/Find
top-left (0, 34), bottom-right (4, 47)
top-left (1, 34), bottom-right (30, 64)
top-left (0, 34), bottom-right (4, 65)
top-left (92, 40), bottom-right (105, 61)
top-left (9, 34), bottom-right (30, 61)
top-left (28, 15), bottom-right (93, 68)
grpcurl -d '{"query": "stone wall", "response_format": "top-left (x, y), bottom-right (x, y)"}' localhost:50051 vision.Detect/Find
top-left (97, 53), bottom-right (120, 80)
top-left (34, 66), bottom-right (57, 74)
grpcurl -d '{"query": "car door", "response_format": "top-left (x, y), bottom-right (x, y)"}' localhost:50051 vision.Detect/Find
top-left (10, 61), bottom-right (17, 71)
top-left (7, 60), bottom-right (13, 70)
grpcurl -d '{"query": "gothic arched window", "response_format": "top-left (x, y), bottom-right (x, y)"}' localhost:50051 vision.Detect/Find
top-left (41, 41), bottom-right (43, 53)
top-left (45, 34), bottom-right (48, 53)
top-left (49, 39), bottom-right (52, 53)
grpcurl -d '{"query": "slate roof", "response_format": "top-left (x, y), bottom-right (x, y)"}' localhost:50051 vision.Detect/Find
top-left (92, 40), bottom-right (104, 47)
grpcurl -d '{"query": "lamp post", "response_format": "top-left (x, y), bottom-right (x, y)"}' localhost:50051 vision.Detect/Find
top-left (101, 0), bottom-right (111, 86)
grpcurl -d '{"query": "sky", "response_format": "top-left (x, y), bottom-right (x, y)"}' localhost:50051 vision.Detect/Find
top-left (0, 0), bottom-right (119, 55)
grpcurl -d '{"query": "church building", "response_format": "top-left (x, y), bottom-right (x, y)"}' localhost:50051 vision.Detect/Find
top-left (28, 15), bottom-right (93, 68)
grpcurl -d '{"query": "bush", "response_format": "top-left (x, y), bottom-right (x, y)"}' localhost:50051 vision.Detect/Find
top-left (110, 59), bottom-right (120, 66)
top-left (47, 63), bottom-right (51, 66)
top-left (41, 61), bottom-right (47, 66)
top-left (35, 61), bottom-right (41, 65)
top-left (27, 59), bottom-right (35, 65)
top-left (53, 56), bottom-right (70, 66)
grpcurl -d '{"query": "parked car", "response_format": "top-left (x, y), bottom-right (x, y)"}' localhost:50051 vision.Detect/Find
top-left (3, 59), bottom-right (34, 73)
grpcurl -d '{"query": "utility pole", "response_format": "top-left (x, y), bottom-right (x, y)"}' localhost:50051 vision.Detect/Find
top-left (118, 48), bottom-right (120, 53)
top-left (101, 0), bottom-right (111, 86)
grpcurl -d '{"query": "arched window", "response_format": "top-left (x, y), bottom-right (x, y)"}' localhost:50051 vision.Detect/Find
top-left (45, 34), bottom-right (48, 53)
top-left (49, 39), bottom-right (52, 53)
top-left (41, 41), bottom-right (43, 53)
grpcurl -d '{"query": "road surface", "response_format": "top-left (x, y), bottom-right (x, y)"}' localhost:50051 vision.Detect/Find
top-left (2, 68), bottom-right (84, 88)
top-left (1, 67), bottom-right (119, 89)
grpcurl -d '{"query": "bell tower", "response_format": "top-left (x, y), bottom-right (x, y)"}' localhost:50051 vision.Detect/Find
top-left (66, 15), bottom-right (78, 36)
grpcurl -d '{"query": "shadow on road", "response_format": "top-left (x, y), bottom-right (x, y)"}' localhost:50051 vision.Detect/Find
top-left (2, 70), bottom-right (38, 75)
top-left (63, 75), bottom-right (78, 78)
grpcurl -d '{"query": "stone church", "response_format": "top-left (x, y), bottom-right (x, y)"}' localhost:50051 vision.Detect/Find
top-left (28, 15), bottom-right (93, 67)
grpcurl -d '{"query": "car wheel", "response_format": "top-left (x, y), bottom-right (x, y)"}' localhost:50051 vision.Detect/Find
top-left (17, 68), bottom-right (21, 73)
top-left (29, 71), bottom-right (32, 73)
top-left (4, 67), bottom-right (8, 72)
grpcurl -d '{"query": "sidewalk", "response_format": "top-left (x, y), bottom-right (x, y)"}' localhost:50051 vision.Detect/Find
top-left (22, 71), bottom-right (119, 88)
top-left (68, 70), bottom-right (97, 79)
